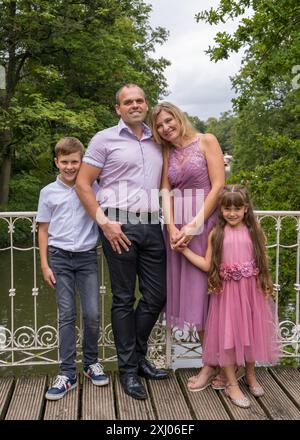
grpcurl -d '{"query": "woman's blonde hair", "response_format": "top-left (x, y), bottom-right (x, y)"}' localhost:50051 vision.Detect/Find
top-left (149, 102), bottom-right (198, 147)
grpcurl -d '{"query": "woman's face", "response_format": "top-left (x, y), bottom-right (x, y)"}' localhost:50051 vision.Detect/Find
top-left (155, 110), bottom-right (181, 144)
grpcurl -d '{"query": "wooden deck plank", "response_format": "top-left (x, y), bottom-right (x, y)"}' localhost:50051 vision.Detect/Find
top-left (43, 375), bottom-right (79, 420)
top-left (178, 369), bottom-right (230, 420)
top-left (115, 375), bottom-right (155, 420)
top-left (255, 368), bottom-right (300, 420)
top-left (148, 371), bottom-right (192, 420)
top-left (5, 376), bottom-right (46, 420)
top-left (269, 367), bottom-right (300, 409)
top-left (81, 373), bottom-right (115, 420)
top-left (0, 377), bottom-right (14, 420)
top-left (0, 366), bottom-right (299, 420)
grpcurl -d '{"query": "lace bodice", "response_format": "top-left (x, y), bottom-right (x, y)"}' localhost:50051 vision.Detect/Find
top-left (168, 138), bottom-right (212, 196)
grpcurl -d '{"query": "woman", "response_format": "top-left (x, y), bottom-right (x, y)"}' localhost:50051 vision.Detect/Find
top-left (149, 102), bottom-right (225, 390)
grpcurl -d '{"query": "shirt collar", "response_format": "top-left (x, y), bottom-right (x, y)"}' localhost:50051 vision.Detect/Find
top-left (118, 118), bottom-right (152, 140)
top-left (56, 175), bottom-right (75, 189)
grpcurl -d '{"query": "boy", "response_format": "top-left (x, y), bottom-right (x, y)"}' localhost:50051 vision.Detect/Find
top-left (37, 137), bottom-right (108, 401)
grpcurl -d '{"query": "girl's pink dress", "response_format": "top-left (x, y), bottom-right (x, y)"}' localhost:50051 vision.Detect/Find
top-left (203, 224), bottom-right (280, 367)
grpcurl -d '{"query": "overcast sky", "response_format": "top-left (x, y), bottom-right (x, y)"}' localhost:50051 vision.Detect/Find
top-left (146, 0), bottom-right (245, 120)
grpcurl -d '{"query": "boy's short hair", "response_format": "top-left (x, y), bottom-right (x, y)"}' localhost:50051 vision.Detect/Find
top-left (54, 137), bottom-right (84, 158)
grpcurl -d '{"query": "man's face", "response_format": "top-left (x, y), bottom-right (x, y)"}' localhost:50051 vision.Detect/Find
top-left (54, 151), bottom-right (82, 187)
top-left (115, 86), bottom-right (148, 127)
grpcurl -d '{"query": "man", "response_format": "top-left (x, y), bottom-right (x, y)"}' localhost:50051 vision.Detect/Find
top-left (76, 84), bottom-right (167, 400)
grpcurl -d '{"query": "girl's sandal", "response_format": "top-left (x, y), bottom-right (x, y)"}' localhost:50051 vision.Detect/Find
top-left (212, 366), bottom-right (245, 390)
top-left (224, 383), bottom-right (250, 408)
top-left (244, 377), bottom-right (264, 397)
top-left (211, 373), bottom-right (226, 390)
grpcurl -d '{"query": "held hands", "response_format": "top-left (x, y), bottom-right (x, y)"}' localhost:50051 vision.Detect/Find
top-left (101, 220), bottom-right (131, 254)
top-left (170, 222), bottom-right (199, 251)
top-left (169, 225), bottom-right (190, 251)
top-left (42, 266), bottom-right (56, 289)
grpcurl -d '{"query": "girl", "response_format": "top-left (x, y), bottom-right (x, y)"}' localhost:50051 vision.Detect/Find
top-left (181, 185), bottom-right (280, 408)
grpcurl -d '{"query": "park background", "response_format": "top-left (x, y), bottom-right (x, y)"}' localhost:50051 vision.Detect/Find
top-left (0, 0), bottom-right (299, 220)
top-left (0, 0), bottom-right (299, 373)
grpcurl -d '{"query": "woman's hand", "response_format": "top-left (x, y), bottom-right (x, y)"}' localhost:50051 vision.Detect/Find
top-left (168, 225), bottom-right (186, 251)
top-left (172, 222), bottom-right (201, 250)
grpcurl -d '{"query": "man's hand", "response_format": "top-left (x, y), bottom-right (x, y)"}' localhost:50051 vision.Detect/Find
top-left (101, 220), bottom-right (131, 254)
top-left (42, 266), bottom-right (56, 289)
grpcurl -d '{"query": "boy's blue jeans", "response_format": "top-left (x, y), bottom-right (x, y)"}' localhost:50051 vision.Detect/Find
top-left (48, 246), bottom-right (100, 378)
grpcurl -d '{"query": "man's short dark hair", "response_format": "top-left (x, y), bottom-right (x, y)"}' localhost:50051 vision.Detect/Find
top-left (115, 84), bottom-right (146, 105)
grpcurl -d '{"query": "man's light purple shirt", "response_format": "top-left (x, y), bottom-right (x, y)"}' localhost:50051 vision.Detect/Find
top-left (83, 119), bottom-right (163, 213)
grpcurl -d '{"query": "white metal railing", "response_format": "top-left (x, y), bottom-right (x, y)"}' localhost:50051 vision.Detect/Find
top-left (166, 211), bottom-right (300, 368)
top-left (0, 211), bottom-right (166, 368)
top-left (0, 211), bottom-right (299, 369)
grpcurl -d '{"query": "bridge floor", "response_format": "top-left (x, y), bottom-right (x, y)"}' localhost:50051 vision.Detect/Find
top-left (0, 367), bottom-right (299, 420)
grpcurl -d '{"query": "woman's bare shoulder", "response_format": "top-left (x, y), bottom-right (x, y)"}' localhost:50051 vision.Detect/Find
top-left (201, 132), bottom-right (219, 146)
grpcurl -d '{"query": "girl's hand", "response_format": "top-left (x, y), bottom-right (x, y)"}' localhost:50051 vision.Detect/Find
top-left (173, 222), bottom-right (199, 249)
top-left (176, 246), bottom-right (189, 255)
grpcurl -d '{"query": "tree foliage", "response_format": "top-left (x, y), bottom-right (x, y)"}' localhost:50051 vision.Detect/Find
top-left (197, 1), bottom-right (300, 330)
top-left (205, 111), bottom-right (236, 153)
top-left (0, 0), bottom-right (170, 207)
top-left (196, 0), bottom-right (300, 211)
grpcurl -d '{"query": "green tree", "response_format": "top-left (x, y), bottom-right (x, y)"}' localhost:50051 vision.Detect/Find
top-left (0, 0), bottom-right (170, 206)
top-left (196, 0), bottom-right (300, 109)
top-left (197, 1), bottom-right (300, 332)
top-left (205, 111), bottom-right (236, 153)
top-left (187, 114), bottom-right (206, 133)
top-left (196, 0), bottom-right (300, 200)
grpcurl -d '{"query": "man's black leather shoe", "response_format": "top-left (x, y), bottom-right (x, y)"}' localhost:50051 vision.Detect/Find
top-left (138, 358), bottom-right (169, 380)
top-left (120, 373), bottom-right (147, 400)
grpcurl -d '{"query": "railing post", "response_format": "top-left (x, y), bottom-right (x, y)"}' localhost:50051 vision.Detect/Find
top-left (165, 326), bottom-right (172, 368)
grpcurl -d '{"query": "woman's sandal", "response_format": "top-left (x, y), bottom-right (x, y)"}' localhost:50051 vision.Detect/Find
top-left (224, 383), bottom-right (250, 408)
top-left (187, 369), bottom-right (217, 392)
top-left (211, 366), bottom-right (245, 390)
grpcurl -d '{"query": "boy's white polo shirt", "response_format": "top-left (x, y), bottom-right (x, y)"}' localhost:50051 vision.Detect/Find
top-left (36, 176), bottom-right (99, 252)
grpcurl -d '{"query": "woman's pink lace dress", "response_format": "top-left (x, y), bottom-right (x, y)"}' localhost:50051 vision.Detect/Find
top-left (165, 138), bottom-right (217, 330)
top-left (203, 224), bottom-right (280, 366)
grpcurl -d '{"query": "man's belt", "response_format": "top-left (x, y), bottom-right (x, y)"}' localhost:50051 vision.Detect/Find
top-left (104, 208), bottom-right (160, 224)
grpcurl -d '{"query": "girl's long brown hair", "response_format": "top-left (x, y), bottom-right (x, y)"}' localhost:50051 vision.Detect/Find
top-left (209, 185), bottom-right (273, 296)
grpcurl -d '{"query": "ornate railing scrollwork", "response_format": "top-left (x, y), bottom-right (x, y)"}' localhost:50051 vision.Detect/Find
top-left (0, 211), bottom-right (299, 367)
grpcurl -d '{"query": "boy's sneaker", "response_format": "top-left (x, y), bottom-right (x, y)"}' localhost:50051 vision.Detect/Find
top-left (45, 374), bottom-right (77, 400)
top-left (84, 362), bottom-right (109, 386)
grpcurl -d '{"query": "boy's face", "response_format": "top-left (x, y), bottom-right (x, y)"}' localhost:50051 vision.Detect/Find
top-left (54, 151), bottom-right (82, 187)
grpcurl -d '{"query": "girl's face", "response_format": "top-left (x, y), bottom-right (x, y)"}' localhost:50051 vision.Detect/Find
top-left (155, 110), bottom-right (181, 145)
top-left (221, 204), bottom-right (247, 227)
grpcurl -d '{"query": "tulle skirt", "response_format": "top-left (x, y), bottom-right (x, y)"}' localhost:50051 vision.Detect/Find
top-left (203, 277), bottom-right (280, 367)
